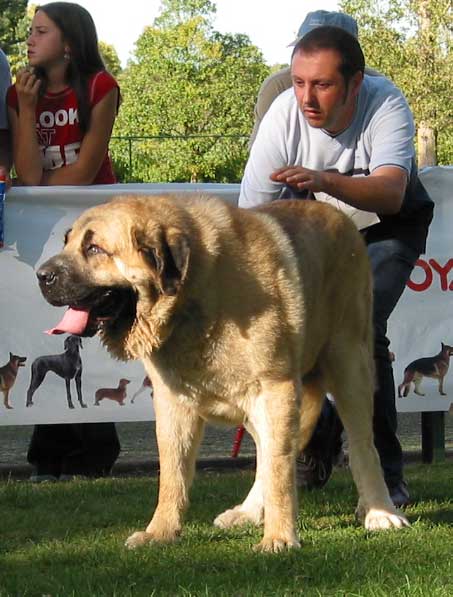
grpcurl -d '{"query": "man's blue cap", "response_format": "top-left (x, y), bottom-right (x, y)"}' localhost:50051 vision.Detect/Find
top-left (288, 10), bottom-right (359, 46)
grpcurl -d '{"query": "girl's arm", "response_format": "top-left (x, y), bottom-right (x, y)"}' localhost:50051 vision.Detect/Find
top-left (41, 87), bottom-right (119, 185)
top-left (8, 69), bottom-right (43, 185)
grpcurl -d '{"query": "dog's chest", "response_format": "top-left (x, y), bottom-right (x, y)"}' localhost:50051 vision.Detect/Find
top-left (0, 366), bottom-right (17, 388)
top-left (147, 355), bottom-right (252, 425)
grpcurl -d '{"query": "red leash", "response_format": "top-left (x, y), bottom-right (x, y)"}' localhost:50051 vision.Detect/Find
top-left (231, 425), bottom-right (245, 458)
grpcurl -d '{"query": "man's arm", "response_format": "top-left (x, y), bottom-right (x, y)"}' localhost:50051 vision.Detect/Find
top-left (270, 165), bottom-right (407, 214)
top-left (240, 90), bottom-right (296, 208)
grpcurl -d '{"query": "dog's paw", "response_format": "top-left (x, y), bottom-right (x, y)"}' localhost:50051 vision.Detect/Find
top-left (253, 535), bottom-right (301, 553)
top-left (125, 531), bottom-right (153, 549)
top-left (364, 508), bottom-right (410, 531)
top-left (214, 506), bottom-right (263, 529)
top-left (125, 526), bottom-right (180, 549)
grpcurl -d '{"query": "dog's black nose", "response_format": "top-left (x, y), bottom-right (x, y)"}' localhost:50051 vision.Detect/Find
top-left (37, 266), bottom-right (57, 286)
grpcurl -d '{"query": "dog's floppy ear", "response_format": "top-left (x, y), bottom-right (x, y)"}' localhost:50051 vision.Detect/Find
top-left (136, 226), bottom-right (190, 296)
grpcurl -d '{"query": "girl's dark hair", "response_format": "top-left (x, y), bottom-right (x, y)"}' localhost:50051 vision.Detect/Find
top-left (35, 2), bottom-right (106, 133)
top-left (292, 25), bottom-right (365, 85)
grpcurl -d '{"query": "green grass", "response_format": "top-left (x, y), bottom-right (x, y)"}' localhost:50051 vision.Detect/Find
top-left (1, 464), bottom-right (453, 596)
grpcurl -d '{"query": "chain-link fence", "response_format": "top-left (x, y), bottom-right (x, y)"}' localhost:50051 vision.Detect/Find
top-left (109, 134), bottom-right (250, 184)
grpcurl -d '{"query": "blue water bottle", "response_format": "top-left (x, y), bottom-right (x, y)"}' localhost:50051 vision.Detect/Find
top-left (0, 173), bottom-right (5, 248)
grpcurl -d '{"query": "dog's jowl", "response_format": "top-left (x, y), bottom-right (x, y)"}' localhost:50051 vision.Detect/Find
top-left (37, 194), bottom-right (409, 551)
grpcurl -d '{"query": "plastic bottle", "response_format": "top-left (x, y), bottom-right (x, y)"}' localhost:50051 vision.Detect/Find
top-left (0, 173), bottom-right (5, 248)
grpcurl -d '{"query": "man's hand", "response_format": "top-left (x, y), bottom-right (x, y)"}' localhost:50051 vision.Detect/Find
top-left (271, 165), bottom-right (407, 215)
top-left (271, 166), bottom-right (326, 193)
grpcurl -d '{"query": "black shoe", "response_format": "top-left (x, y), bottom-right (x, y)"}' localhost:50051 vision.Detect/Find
top-left (296, 450), bottom-right (333, 489)
top-left (388, 481), bottom-right (410, 508)
top-left (296, 398), bottom-right (344, 489)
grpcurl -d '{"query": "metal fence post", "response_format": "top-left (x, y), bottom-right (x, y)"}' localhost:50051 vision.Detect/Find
top-left (421, 411), bottom-right (445, 463)
top-left (128, 138), bottom-right (133, 180)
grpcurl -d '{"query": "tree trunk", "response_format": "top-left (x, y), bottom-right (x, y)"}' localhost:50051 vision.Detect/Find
top-left (417, 1), bottom-right (437, 169)
top-left (417, 122), bottom-right (437, 168)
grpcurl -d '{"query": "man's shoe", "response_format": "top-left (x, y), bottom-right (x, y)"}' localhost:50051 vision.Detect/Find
top-left (388, 481), bottom-right (410, 508)
top-left (29, 474), bottom-right (58, 483)
top-left (296, 398), bottom-right (344, 489)
top-left (296, 450), bottom-right (333, 489)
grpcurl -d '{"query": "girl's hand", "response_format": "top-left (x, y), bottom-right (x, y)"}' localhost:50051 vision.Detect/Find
top-left (15, 67), bottom-right (41, 111)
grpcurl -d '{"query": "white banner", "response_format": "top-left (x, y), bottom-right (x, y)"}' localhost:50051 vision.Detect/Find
top-left (390, 167), bottom-right (453, 412)
top-left (0, 169), bottom-right (451, 425)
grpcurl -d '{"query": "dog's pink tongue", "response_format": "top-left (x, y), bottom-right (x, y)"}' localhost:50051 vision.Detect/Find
top-left (45, 307), bottom-right (90, 335)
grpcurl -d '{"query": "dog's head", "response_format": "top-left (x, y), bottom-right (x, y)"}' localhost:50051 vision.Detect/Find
top-left (10, 353), bottom-right (26, 367)
top-left (442, 343), bottom-right (453, 357)
top-left (37, 196), bottom-right (191, 360)
top-left (119, 378), bottom-right (131, 386)
top-left (64, 335), bottom-right (83, 351)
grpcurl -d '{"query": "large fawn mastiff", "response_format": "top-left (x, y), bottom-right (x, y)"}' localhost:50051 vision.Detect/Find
top-left (36, 194), bottom-right (409, 552)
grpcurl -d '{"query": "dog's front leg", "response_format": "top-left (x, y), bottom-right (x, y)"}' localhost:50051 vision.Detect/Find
top-left (251, 380), bottom-right (301, 552)
top-left (125, 390), bottom-right (204, 549)
top-left (75, 371), bottom-right (87, 407)
top-left (3, 389), bottom-right (13, 409)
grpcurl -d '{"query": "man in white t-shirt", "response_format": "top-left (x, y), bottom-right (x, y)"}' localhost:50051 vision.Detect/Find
top-left (239, 25), bottom-right (433, 507)
top-left (0, 48), bottom-right (12, 183)
top-left (248, 10), bottom-right (382, 148)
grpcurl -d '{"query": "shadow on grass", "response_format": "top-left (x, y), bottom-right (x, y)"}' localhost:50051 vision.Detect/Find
top-left (2, 465), bottom-right (453, 596)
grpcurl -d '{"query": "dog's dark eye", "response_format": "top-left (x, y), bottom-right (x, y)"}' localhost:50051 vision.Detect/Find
top-left (86, 244), bottom-right (106, 256)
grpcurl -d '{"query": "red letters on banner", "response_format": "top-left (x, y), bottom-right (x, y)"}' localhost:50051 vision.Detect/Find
top-left (407, 259), bottom-right (453, 291)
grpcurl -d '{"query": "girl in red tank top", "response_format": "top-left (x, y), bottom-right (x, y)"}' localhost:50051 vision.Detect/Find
top-left (7, 2), bottom-right (120, 185)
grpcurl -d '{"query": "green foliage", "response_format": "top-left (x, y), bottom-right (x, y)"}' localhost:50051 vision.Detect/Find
top-left (0, 0), bottom-right (29, 74)
top-left (99, 41), bottom-right (122, 77)
top-left (340, 0), bottom-right (452, 164)
top-left (113, 0), bottom-right (269, 182)
top-left (155, 0), bottom-right (217, 28)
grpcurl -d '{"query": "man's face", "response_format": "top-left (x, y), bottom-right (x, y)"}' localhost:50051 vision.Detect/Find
top-left (291, 48), bottom-right (362, 134)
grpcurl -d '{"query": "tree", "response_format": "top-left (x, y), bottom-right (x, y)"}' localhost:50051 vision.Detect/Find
top-left (99, 41), bottom-right (122, 77)
top-left (0, 0), bottom-right (29, 72)
top-left (112, 0), bottom-right (269, 182)
top-left (340, 0), bottom-right (452, 166)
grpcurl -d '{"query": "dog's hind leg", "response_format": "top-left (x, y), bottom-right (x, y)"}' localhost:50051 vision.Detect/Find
top-left (125, 387), bottom-right (205, 549)
top-left (213, 375), bottom-right (318, 533)
top-left (214, 421), bottom-right (265, 530)
top-left (297, 373), bottom-right (326, 452)
top-left (246, 379), bottom-right (301, 552)
top-left (328, 342), bottom-right (409, 531)
top-left (26, 364), bottom-right (47, 407)
top-left (413, 373), bottom-right (425, 396)
top-left (75, 370), bottom-right (86, 408)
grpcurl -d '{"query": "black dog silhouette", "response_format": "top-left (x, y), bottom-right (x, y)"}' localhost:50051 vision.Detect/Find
top-left (26, 335), bottom-right (86, 409)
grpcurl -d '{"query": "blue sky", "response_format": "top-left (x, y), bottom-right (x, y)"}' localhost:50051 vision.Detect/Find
top-left (60, 0), bottom-right (339, 66)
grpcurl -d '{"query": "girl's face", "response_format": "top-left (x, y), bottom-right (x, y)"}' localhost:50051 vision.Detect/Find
top-left (27, 10), bottom-right (67, 69)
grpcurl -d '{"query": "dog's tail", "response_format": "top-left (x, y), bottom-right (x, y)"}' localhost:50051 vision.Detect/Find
top-left (131, 385), bottom-right (147, 403)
